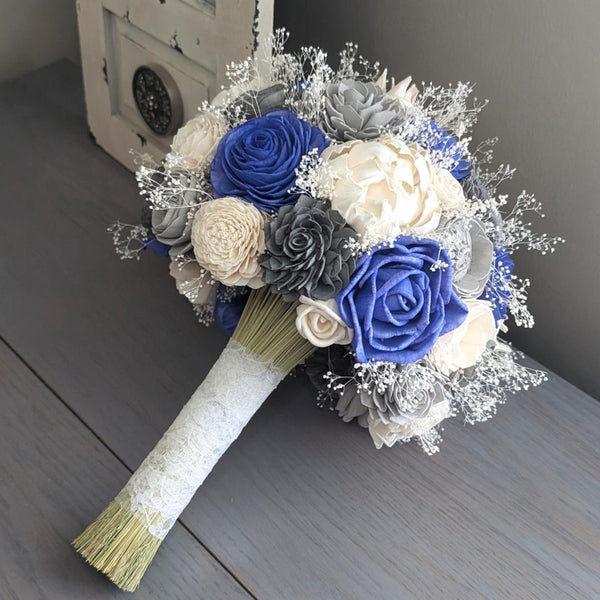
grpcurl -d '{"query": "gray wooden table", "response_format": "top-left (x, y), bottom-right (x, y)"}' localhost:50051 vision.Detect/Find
top-left (1, 61), bottom-right (599, 600)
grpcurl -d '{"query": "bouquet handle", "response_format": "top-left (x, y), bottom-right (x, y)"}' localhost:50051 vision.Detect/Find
top-left (73, 339), bottom-right (286, 591)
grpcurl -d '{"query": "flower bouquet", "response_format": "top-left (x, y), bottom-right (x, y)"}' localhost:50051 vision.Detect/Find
top-left (74, 31), bottom-right (562, 591)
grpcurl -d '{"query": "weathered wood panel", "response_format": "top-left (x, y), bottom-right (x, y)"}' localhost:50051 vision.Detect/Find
top-left (77, 0), bottom-right (274, 169)
top-left (1, 61), bottom-right (599, 599)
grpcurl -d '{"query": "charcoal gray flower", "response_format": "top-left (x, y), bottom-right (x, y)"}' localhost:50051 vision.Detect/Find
top-left (140, 203), bottom-right (153, 229)
top-left (233, 83), bottom-right (288, 119)
top-left (259, 196), bottom-right (356, 301)
top-left (360, 365), bottom-right (445, 426)
top-left (151, 174), bottom-right (203, 257)
top-left (304, 346), bottom-right (351, 397)
top-left (322, 79), bottom-right (402, 142)
top-left (304, 345), bottom-right (368, 426)
top-left (441, 217), bottom-right (494, 298)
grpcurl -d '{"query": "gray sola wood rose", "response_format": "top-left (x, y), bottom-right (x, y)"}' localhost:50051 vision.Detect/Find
top-left (259, 195), bottom-right (356, 302)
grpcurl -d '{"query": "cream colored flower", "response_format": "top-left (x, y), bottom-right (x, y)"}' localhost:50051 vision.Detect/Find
top-left (375, 70), bottom-right (419, 108)
top-left (191, 197), bottom-right (266, 288)
top-left (295, 296), bottom-right (353, 347)
top-left (167, 113), bottom-right (227, 172)
top-left (430, 299), bottom-right (497, 375)
top-left (321, 136), bottom-right (442, 237)
top-left (168, 259), bottom-right (217, 305)
top-left (210, 81), bottom-right (257, 108)
top-left (367, 396), bottom-right (450, 449)
top-left (432, 168), bottom-right (467, 210)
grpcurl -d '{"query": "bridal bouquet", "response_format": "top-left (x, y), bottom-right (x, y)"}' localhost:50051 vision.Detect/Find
top-left (75, 31), bottom-right (561, 591)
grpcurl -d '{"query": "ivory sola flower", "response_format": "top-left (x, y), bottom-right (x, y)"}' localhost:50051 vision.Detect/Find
top-left (191, 197), bottom-right (266, 289)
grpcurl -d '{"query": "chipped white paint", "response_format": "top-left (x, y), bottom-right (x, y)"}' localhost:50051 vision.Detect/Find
top-left (77, 0), bottom-right (273, 170)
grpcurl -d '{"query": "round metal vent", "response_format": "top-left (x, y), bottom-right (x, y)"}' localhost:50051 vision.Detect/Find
top-left (132, 64), bottom-right (183, 136)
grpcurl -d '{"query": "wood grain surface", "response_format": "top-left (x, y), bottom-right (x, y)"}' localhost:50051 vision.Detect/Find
top-left (0, 338), bottom-right (250, 600)
top-left (1, 61), bottom-right (598, 599)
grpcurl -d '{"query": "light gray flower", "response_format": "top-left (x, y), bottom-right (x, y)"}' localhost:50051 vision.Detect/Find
top-left (335, 384), bottom-right (368, 427)
top-left (322, 79), bottom-right (402, 142)
top-left (367, 395), bottom-right (450, 449)
top-left (234, 83), bottom-right (288, 119)
top-left (442, 217), bottom-right (494, 298)
top-left (360, 366), bottom-right (445, 426)
top-left (461, 171), bottom-right (504, 243)
top-left (259, 195), bottom-right (356, 302)
top-left (151, 174), bottom-right (202, 257)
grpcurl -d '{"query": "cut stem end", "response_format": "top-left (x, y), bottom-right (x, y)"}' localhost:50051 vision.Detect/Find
top-left (72, 501), bottom-right (161, 592)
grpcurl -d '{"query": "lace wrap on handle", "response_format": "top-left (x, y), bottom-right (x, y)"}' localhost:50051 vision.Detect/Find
top-left (116, 339), bottom-right (286, 539)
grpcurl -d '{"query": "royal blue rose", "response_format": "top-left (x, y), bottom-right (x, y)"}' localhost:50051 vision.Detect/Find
top-left (210, 110), bottom-right (329, 212)
top-left (214, 287), bottom-right (250, 337)
top-left (479, 247), bottom-right (514, 324)
top-left (337, 236), bottom-right (468, 364)
top-left (426, 122), bottom-right (471, 180)
top-left (144, 236), bottom-right (170, 257)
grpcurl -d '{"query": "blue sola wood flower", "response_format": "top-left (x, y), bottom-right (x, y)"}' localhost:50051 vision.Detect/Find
top-left (213, 286), bottom-right (250, 337)
top-left (210, 110), bottom-right (329, 212)
top-left (336, 236), bottom-right (468, 364)
top-left (479, 247), bottom-right (514, 324)
top-left (144, 236), bottom-right (171, 257)
top-left (425, 121), bottom-right (471, 180)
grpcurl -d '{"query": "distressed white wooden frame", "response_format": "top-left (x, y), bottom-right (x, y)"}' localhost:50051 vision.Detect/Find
top-left (76, 0), bottom-right (273, 170)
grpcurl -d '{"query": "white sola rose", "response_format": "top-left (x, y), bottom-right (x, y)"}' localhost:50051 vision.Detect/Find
top-left (191, 197), bottom-right (266, 288)
top-left (430, 299), bottom-right (497, 375)
top-left (295, 296), bottom-right (353, 347)
top-left (167, 112), bottom-right (227, 172)
top-left (210, 79), bottom-right (259, 108)
top-left (321, 136), bottom-right (442, 238)
top-left (367, 396), bottom-right (450, 450)
top-left (432, 168), bottom-right (468, 210)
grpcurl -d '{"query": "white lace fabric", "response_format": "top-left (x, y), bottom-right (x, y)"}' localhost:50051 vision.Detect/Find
top-left (116, 339), bottom-right (286, 539)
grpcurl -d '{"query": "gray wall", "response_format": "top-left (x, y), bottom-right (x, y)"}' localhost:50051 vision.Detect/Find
top-left (276, 0), bottom-right (600, 399)
top-left (0, 0), bottom-right (80, 84)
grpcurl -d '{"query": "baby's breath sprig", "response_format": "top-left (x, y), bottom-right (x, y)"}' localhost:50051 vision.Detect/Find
top-left (449, 342), bottom-right (547, 424)
top-left (192, 304), bottom-right (214, 327)
top-left (355, 359), bottom-right (444, 404)
top-left (501, 191), bottom-right (565, 255)
top-left (107, 222), bottom-right (150, 261)
top-left (506, 275), bottom-right (535, 328)
top-left (336, 42), bottom-right (382, 83)
top-left (287, 46), bottom-right (334, 126)
top-left (170, 254), bottom-right (215, 305)
top-left (417, 81), bottom-right (487, 139)
top-left (136, 164), bottom-right (212, 210)
top-left (291, 148), bottom-right (331, 199)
